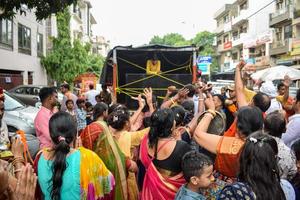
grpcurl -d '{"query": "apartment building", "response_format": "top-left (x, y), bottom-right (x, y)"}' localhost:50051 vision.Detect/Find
top-left (0, 8), bottom-right (47, 90)
top-left (214, 0), bottom-right (275, 72)
top-left (46, 0), bottom-right (97, 48)
top-left (269, 0), bottom-right (300, 68)
top-left (92, 35), bottom-right (110, 57)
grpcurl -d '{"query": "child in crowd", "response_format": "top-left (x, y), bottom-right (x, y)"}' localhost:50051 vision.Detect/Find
top-left (75, 98), bottom-right (87, 135)
top-left (65, 99), bottom-right (76, 122)
top-left (85, 101), bottom-right (93, 125)
top-left (175, 151), bottom-right (215, 200)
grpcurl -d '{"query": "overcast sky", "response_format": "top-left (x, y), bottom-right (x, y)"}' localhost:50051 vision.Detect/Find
top-left (90, 0), bottom-right (234, 47)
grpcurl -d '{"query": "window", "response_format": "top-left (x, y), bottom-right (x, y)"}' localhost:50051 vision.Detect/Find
top-left (18, 23), bottom-right (31, 55)
top-left (232, 52), bottom-right (238, 61)
top-left (0, 19), bottom-right (13, 48)
top-left (37, 33), bottom-right (43, 56)
top-left (15, 87), bottom-right (25, 94)
top-left (284, 25), bottom-right (292, 39)
top-left (223, 15), bottom-right (229, 23)
top-left (223, 34), bottom-right (229, 43)
top-left (275, 27), bottom-right (283, 41)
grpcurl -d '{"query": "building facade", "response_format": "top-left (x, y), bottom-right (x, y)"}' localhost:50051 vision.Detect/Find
top-left (269, 0), bottom-right (300, 69)
top-left (214, 0), bottom-right (275, 72)
top-left (91, 35), bottom-right (110, 57)
top-left (0, 8), bottom-right (47, 90)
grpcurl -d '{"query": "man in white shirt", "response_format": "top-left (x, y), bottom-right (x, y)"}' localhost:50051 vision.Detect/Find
top-left (85, 84), bottom-right (99, 106)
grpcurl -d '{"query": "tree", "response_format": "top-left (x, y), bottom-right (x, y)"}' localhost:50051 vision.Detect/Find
top-left (41, 8), bottom-right (104, 84)
top-left (0, 0), bottom-right (76, 20)
top-left (149, 31), bottom-right (219, 73)
top-left (149, 33), bottom-right (186, 46)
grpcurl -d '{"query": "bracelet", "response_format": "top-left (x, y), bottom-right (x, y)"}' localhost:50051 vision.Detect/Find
top-left (198, 98), bottom-right (204, 101)
top-left (11, 156), bottom-right (25, 167)
top-left (14, 168), bottom-right (23, 173)
top-left (204, 113), bottom-right (214, 120)
top-left (170, 98), bottom-right (176, 104)
top-left (207, 109), bottom-right (216, 117)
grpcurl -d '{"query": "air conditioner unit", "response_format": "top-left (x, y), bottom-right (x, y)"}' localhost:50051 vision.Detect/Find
top-left (226, 52), bottom-right (231, 57)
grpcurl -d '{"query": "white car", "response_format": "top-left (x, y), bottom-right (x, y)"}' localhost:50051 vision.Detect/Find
top-left (3, 91), bottom-right (40, 158)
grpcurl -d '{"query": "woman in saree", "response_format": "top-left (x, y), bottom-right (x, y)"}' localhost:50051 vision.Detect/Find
top-left (35, 111), bottom-right (114, 200)
top-left (80, 102), bottom-right (131, 200)
top-left (193, 93), bottom-right (264, 179)
top-left (107, 105), bottom-right (150, 200)
top-left (140, 108), bottom-right (191, 200)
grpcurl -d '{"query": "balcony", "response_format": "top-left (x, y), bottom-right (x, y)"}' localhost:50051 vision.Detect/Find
top-left (269, 5), bottom-right (293, 27)
top-left (269, 38), bottom-right (292, 56)
top-left (255, 56), bottom-right (270, 67)
top-left (232, 33), bottom-right (248, 47)
top-left (214, 24), bottom-right (224, 34)
top-left (224, 21), bottom-right (232, 32)
top-left (232, 9), bottom-right (249, 26)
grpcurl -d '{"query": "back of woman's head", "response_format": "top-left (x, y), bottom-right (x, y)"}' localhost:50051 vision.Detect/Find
top-left (93, 102), bottom-right (108, 120)
top-left (49, 112), bottom-right (77, 200)
top-left (108, 103), bottom-right (128, 115)
top-left (264, 111), bottom-right (286, 138)
top-left (292, 139), bottom-right (300, 161)
top-left (238, 131), bottom-right (285, 200)
top-left (237, 106), bottom-right (263, 137)
top-left (149, 109), bottom-right (175, 149)
top-left (171, 106), bottom-right (186, 127)
top-left (107, 109), bottom-right (130, 131)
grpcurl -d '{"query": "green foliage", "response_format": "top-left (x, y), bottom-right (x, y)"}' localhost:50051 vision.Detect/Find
top-left (41, 8), bottom-right (104, 83)
top-left (0, 0), bottom-right (76, 20)
top-left (149, 33), bottom-right (186, 46)
top-left (148, 31), bottom-right (219, 72)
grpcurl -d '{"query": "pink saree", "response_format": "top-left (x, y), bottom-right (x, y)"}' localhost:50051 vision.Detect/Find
top-left (139, 135), bottom-right (186, 200)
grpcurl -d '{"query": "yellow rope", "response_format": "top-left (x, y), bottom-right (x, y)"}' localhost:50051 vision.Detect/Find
top-left (117, 58), bottom-right (189, 88)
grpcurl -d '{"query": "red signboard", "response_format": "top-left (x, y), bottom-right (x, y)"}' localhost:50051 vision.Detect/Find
top-left (224, 41), bottom-right (232, 50)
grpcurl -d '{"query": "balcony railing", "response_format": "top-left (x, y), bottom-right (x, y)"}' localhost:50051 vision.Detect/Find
top-left (232, 33), bottom-right (248, 46)
top-left (232, 9), bottom-right (249, 26)
top-left (270, 38), bottom-right (292, 55)
top-left (270, 5), bottom-right (293, 27)
top-left (214, 24), bottom-right (224, 34)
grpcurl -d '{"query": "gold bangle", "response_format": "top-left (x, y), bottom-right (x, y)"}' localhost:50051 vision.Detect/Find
top-left (204, 113), bottom-right (214, 120)
top-left (170, 98), bottom-right (176, 104)
top-left (198, 98), bottom-right (204, 101)
top-left (207, 109), bottom-right (216, 117)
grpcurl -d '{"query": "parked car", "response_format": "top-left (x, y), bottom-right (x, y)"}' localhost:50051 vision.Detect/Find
top-left (9, 85), bottom-right (64, 107)
top-left (3, 91), bottom-right (39, 158)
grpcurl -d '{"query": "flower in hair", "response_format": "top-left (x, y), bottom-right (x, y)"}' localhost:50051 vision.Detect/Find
top-left (249, 137), bottom-right (258, 144)
top-left (113, 115), bottom-right (118, 122)
top-left (58, 136), bottom-right (66, 142)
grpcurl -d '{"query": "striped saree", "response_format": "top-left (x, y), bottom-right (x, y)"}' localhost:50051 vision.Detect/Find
top-left (81, 121), bottom-right (128, 200)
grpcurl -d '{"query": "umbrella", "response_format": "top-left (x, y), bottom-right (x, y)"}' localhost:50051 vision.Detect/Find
top-left (251, 65), bottom-right (300, 81)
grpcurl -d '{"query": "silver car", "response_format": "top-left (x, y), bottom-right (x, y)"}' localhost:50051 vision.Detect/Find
top-left (3, 91), bottom-right (39, 157)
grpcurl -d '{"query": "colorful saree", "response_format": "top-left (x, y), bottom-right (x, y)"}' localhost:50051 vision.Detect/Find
top-left (215, 136), bottom-right (245, 178)
top-left (81, 121), bottom-right (128, 200)
top-left (140, 135), bottom-right (186, 200)
top-left (35, 147), bottom-right (114, 200)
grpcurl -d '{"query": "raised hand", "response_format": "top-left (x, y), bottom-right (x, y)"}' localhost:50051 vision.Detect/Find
top-left (143, 87), bottom-right (153, 105)
top-left (11, 137), bottom-right (24, 158)
top-left (132, 94), bottom-right (145, 109)
top-left (205, 93), bottom-right (215, 111)
top-left (283, 75), bottom-right (291, 87)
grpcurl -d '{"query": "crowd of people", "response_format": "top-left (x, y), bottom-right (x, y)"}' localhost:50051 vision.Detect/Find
top-left (1, 60), bottom-right (300, 200)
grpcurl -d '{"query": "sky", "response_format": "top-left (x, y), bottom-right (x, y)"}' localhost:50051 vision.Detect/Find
top-left (90, 0), bottom-right (234, 48)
